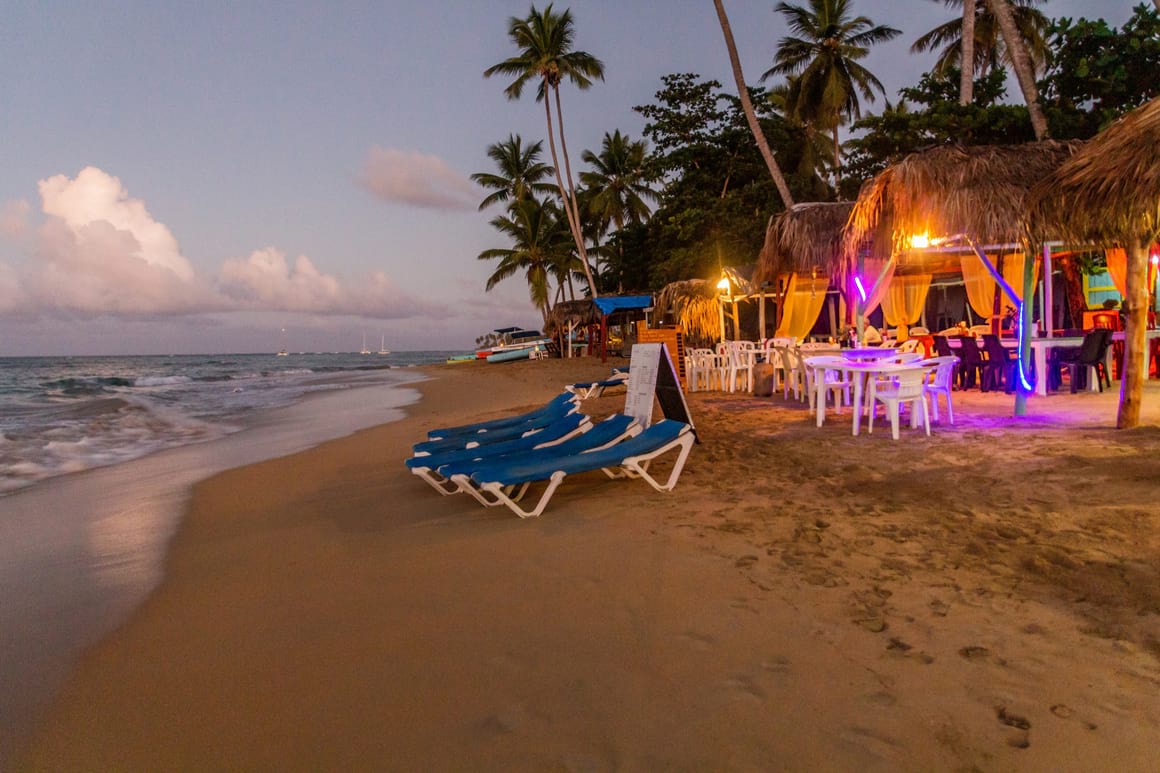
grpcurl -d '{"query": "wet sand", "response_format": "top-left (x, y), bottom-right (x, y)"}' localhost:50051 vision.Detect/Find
top-left (17, 357), bottom-right (1160, 770)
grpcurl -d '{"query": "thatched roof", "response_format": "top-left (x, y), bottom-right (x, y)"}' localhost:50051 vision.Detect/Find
top-left (651, 279), bottom-right (721, 344)
top-left (545, 299), bottom-right (599, 334)
top-left (844, 142), bottom-right (1083, 262)
top-left (754, 201), bottom-right (853, 285)
top-left (1026, 97), bottom-right (1160, 246)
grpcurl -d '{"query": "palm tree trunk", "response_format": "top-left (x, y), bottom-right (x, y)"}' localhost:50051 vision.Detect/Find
top-left (986, 0), bottom-right (1048, 139)
top-left (541, 96), bottom-right (600, 297)
top-left (960, 0), bottom-right (976, 105)
top-left (1117, 240), bottom-right (1149, 428)
top-left (713, 0), bottom-right (795, 209)
top-left (552, 86), bottom-right (587, 251)
top-left (832, 125), bottom-right (841, 192)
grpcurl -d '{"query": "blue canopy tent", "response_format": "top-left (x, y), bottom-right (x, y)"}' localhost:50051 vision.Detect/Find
top-left (593, 295), bottom-right (653, 362)
top-left (548, 296), bottom-right (654, 361)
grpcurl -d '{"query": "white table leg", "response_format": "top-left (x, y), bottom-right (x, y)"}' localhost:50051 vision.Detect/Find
top-left (815, 367), bottom-right (826, 427)
top-left (852, 373), bottom-right (865, 436)
top-left (1035, 345), bottom-right (1048, 396)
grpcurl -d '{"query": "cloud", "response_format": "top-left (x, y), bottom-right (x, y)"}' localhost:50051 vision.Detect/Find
top-left (0, 199), bottom-right (31, 239)
top-left (39, 167), bottom-right (195, 281)
top-left (0, 166), bottom-right (444, 323)
top-left (360, 146), bottom-right (477, 210)
top-left (218, 247), bottom-right (343, 311)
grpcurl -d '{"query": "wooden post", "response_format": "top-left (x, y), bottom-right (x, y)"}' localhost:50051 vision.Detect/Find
top-left (1043, 243), bottom-right (1054, 338)
top-left (1014, 247), bottom-right (1037, 416)
top-left (1117, 239), bottom-right (1150, 428)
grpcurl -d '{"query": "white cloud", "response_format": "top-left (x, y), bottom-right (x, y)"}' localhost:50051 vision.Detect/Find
top-left (218, 247), bottom-right (343, 311)
top-left (0, 166), bottom-right (465, 346)
top-left (39, 167), bottom-right (195, 281)
top-left (360, 146), bottom-right (477, 211)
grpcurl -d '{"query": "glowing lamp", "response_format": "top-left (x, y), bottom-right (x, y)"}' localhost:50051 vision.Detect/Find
top-left (716, 277), bottom-right (731, 293)
top-left (909, 232), bottom-right (930, 249)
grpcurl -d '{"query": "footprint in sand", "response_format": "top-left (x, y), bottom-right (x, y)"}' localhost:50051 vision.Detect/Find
top-left (762, 655), bottom-right (791, 675)
top-left (677, 631), bottom-right (715, 650)
top-left (887, 637), bottom-right (935, 664)
top-left (959, 645), bottom-right (991, 661)
top-left (997, 706), bottom-right (1031, 749)
top-left (929, 599), bottom-right (950, 617)
top-left (723, 674), bottom-right (767, 702)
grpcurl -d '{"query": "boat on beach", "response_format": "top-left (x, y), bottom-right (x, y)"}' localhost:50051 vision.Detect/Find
top-left (476, 328), bottom-right (550, 362)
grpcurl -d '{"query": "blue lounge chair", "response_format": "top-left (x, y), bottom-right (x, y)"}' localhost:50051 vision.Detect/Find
top-left (564, 370), bottom-right (630, 399)
top-left (413, 395), bottom-right (580, 456)
top-left (424, 392), bottom-right (578, 441)
top-left (449, 419), bottom-right (696, 518)
top-left (406, 411), bottom-right (593, 495)
top-left (433, 413), bottom-right (640, 484)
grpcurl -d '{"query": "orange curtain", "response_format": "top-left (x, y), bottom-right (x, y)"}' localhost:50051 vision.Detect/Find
top-left (999, 253), bottom-right (1040, 303)
top-left (960, 252), bottom-right (1038, 318)
top-left (775, 273), bottom-right (829, 341)
top-left (960, 253), bottom-right (995, 319)
top-left (1105, 247), bottom-right (1128, 296)
top-left (880, 274), bottom-right (932, 326)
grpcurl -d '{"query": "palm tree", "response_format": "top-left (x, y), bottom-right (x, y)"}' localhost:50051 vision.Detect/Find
top-left (470, 134), bottom-right (557, 211)
top-left (713, 0), bottom-right (795, 209)
top-left (580, 131), bottom-right (656, 292)
top-left (762, 0), bottom-right (901, 190)
top-left (478, 198), bottom-right (573, 319)
top-left (987, 0), bottom-right (1049, 139)
top-left (580, 130), bottom-right (657, 273)
top-left (909, 0), bottom-right (1049, 106)
top-left (484, 4), bottom-right (604, 298)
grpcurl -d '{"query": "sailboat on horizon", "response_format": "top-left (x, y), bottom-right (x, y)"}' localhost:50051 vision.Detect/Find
top-left (359, 331), bottom-right (371, 355)
top-left (276, 328), bottom-right (289, 356)
top-left (378, 334), bottom-right (391, 356)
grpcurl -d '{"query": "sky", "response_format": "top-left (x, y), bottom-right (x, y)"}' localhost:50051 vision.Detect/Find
top-left (0, 0), bottom-right (1140, 355)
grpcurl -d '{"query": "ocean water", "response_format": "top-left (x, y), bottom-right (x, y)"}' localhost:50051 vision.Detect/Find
top-left (0, 350), bottom-right (463, 762)
top-left (0, 350), bottom-right (460, 495)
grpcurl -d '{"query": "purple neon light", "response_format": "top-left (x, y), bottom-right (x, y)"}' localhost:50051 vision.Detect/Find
top-left (1015, 301), bottom-right (1034, 393)
top-left (854, 276), bottom-right (867, 302)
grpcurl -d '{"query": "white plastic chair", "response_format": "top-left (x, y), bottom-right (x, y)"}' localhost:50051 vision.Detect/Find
top-left (780, 346), bottom-right (807, 402)
top-left (868, 367), bottom-right (931, 440)
top-left (803, 355), bottom-right (853, 414)
top-left (919, 356), bottom-right (959, 424)
top-left (727, 341), bottom-right (756, 393)
top-left (685, 349), bottom-right (711, 392)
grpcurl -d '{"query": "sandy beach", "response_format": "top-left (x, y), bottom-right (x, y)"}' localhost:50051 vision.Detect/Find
top-left (16, 356), bottom-right (1160, 771)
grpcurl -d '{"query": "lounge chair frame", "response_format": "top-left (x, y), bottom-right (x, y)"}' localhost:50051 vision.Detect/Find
top-left (449, 421), bottom-right (695, 518)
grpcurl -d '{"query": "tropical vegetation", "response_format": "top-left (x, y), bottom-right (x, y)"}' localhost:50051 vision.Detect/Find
top-left (475, 1), bottom-right (1159, 331)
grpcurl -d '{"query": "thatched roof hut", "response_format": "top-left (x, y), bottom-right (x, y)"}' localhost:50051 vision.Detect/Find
top-left (844, 142), bottom-right (1082, 262)
top-left (753, 201), bottom-right (853, 286)
top-left (545, 299), bottom-right (600, 336)
top-left (1026, 97), bottom-right (1160, 246)
top-left (652, 279), bottom-right (721, 345)
top-left (1025, 97), bottom-right (1160, 428)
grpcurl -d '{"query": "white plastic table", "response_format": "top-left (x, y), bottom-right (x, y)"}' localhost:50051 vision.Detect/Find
top-left (806, 357), bottom-right (933, 436)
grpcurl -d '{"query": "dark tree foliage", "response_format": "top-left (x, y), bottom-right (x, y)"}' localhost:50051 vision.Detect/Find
top-left (840, 68), bottom-right (1035, 198)
top-left (1039, 4), bottom-right (1160, 139)
top-left (629, 73), bottom-right (829, 290)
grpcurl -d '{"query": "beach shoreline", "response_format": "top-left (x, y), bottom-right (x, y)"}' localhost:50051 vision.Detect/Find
top-left (0, 369), bottom-right (430, 766)
top-left (16, 357), bottom-right (1160, 770)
